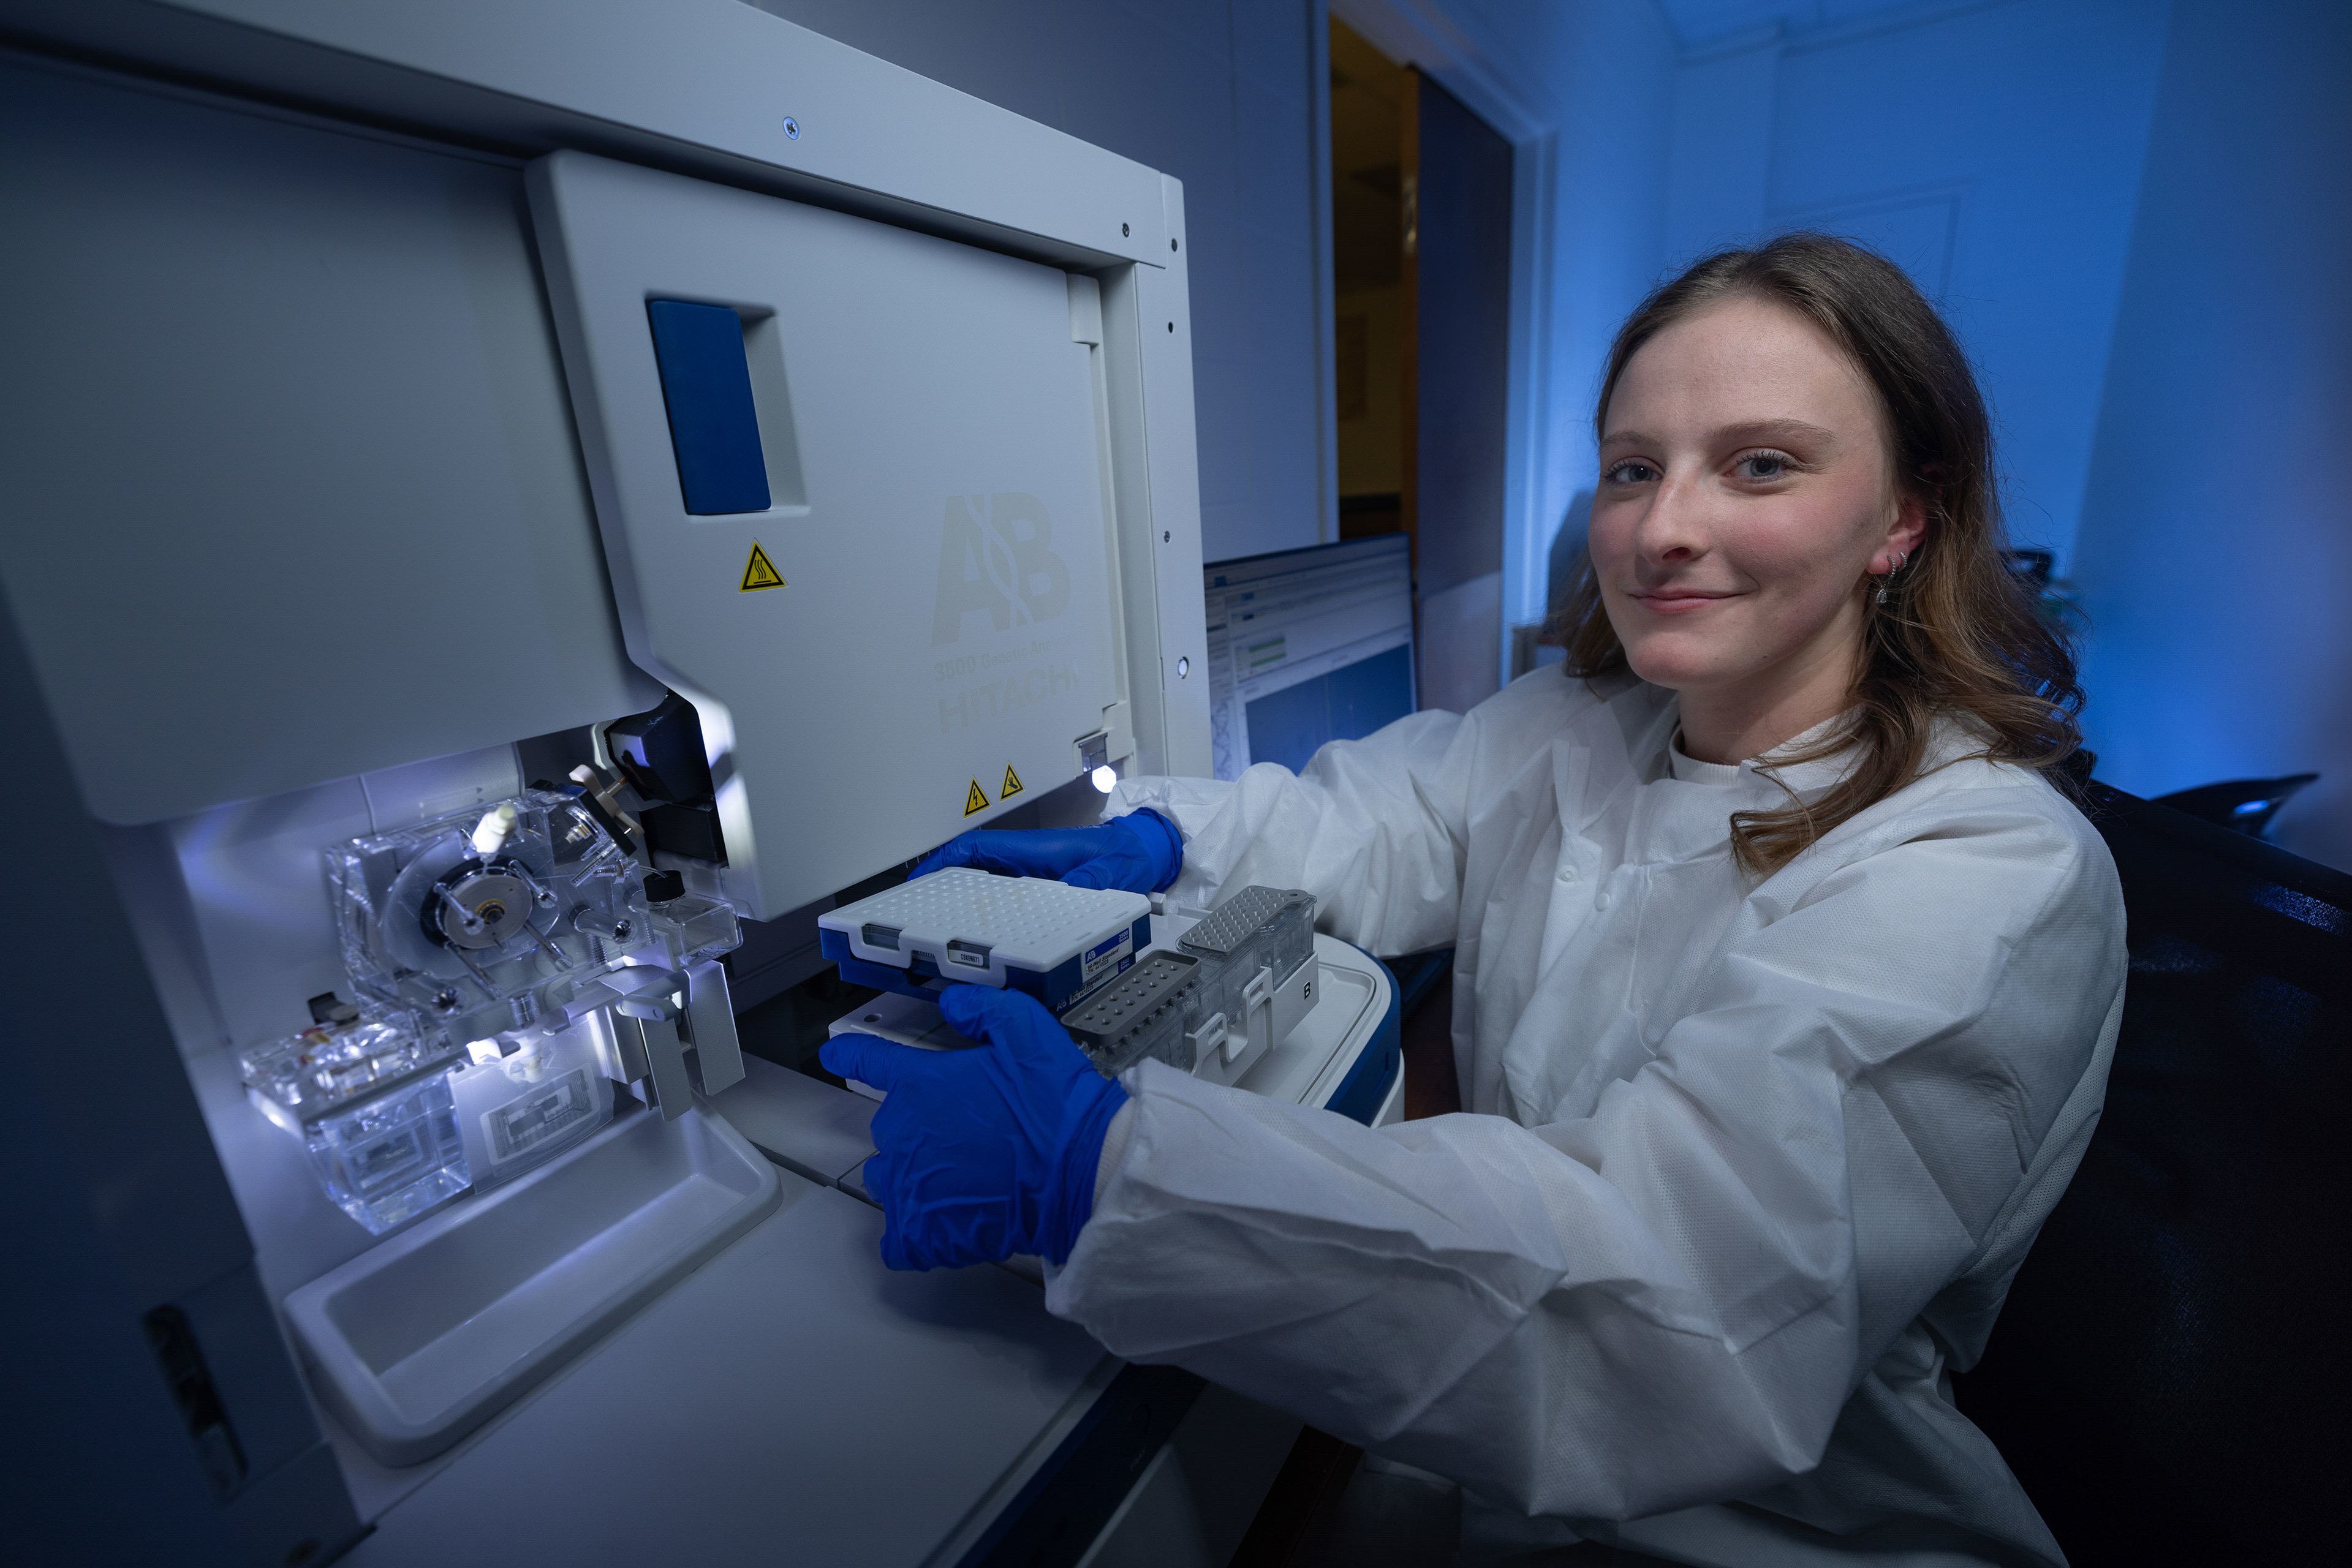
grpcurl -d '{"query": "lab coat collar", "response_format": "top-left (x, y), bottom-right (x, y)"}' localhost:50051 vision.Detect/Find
top-left (1557, 682), bottom-right (1870, 864)
top-left (1637, 691), bottom-right (1862, 798)
top-left (1744, 710), bottom-right (1867, 794)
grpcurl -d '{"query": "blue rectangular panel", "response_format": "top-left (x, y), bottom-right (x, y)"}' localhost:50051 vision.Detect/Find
top-left (1244, 675), bottom-right (1335, 775)
top-left (1326, 643), bottom-right (1415, 741)
top-left (1244, 644), bottom-right (1415, 775)
top-left (645, 299), bottom-right (770, 515)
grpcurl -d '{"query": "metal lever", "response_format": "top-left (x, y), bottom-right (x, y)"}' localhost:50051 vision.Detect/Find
top-left (681, 960), bottom-right (745, 1096)
top-left (614, 990), bottom-right (692, 1119)
top-left (598, 962), bottom-right (742, 1112)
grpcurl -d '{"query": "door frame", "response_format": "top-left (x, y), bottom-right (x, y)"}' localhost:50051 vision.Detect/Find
top-left (1325, 0), bottom-right (1561, 695)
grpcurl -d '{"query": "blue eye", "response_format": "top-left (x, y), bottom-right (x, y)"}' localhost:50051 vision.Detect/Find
top-left (1605, 461), bottom-right (1658, 484)
top-left (1737, 452), bottom-right (1791, 480)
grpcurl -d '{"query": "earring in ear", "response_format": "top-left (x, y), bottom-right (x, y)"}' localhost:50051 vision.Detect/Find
top-left (1875, 550), bottom-right (1909, 607)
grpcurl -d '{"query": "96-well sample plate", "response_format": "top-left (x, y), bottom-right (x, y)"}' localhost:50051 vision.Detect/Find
top-left (818, 869), bottom-right (1150, 1011)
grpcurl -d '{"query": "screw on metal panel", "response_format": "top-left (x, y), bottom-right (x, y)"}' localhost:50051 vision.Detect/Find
top-left (1122, 222), bottom-right (1130, 236)
top-left (1178, 656), bottom-right (1190, 679)
top-left (1162, 530), bottom-right (1171, 543)
top-left (1171, 238), bottom-right (1179, 251)
top-left (1167, 322), bottom-right (1174, 332)
top-left (783, 118), bottom-right (800, 139)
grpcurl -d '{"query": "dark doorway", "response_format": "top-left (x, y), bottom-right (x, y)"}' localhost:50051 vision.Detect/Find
top-left (1328, 19), bottom-right (1514, 714)
top-left (1329, 21), bottom-right (1408, 543)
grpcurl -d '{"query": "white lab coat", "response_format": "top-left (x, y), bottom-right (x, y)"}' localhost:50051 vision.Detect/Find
top-left (1052, 669), bottom-right (2126, 1566)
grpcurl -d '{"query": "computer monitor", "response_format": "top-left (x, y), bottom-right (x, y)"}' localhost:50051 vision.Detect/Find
top-left (1203, 533), bottom-right (1416, 781)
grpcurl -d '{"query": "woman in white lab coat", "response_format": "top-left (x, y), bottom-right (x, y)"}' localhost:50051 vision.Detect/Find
top-left (826, 233), bottom-right (2125, 1566)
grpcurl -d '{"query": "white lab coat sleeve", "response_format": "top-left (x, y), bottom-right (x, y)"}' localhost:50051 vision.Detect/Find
top-left (1105, 707), bottom-right (1478, 956)
top-left (1046, 796), bottom-right (2125, 1521)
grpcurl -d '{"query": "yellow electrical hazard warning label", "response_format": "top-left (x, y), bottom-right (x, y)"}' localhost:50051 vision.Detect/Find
top-left (963, 778), bottom-right (990, 816)
top-left (1000, 763), bottom-right (1025, 801)
top-left (739, 542), bottom-right (785, 592)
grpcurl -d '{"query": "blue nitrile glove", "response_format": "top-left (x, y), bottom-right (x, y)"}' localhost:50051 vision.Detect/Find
top-left (819, 984), bottom-right (1127, 1270)
top-left (910, 808), bottom-right (1183, 895)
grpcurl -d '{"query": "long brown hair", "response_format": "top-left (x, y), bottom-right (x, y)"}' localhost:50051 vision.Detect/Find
top-left (1545, 233), bottom-right (2083, 876)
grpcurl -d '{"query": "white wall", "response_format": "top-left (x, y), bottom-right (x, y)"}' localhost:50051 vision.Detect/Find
top-left (2070, 0), bottom-right (2352, 870)
top-left (1461, 0), bottom-right (2348, 867)
top-left (1475, 0), bottom-right (2172, 628)
top-left (1665, 1), bottom-right (2171, 578)
top-left (749, 0), bottom-right (1333, 566)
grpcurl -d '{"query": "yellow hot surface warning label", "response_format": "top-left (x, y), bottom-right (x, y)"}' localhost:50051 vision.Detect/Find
top-left (739, 542), bottom-right (785, 592)
top-left (963, 778), bottom-right (990, 816)
top-left (1000, 763), bottom-right (1025, 800)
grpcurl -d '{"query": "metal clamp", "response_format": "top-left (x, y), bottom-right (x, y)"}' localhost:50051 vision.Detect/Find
top-left (597, 960), bottom-right (744, 1117)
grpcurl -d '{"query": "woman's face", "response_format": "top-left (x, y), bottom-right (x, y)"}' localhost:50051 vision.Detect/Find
top-left (1589, 295), bottom-right (1923, 706)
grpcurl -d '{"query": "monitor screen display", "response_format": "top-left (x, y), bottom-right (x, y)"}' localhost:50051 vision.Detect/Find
top-left (1203, 534), bottom-right (1415, 780)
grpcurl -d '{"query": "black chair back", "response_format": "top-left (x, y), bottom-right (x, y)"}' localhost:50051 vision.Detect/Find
top-left (1954, 783), bottom-right (2351, 1564)
top-left (2153, 772), bottom-right (2321, 839)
